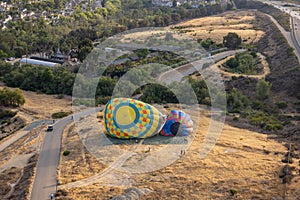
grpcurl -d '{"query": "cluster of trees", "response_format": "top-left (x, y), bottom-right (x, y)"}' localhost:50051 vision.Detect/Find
top-left (225, 51), bottom-right (257, 74)
top-left (0, 0), bottom-right (231, 59)
top-left (223, 32), bottom-right (242, 49)
top-left (104, 50), bottom-right (185, 78)
top-left (0, 60), bottom-right (119, 103)
top-left (140, 78), bottom-right (210, 105)
top-left (227, 79), bottom-right (282, 131)
top-left (227, 88), bottom-right (249, 113)
top-left (227, 79), bottom-right (272, 113)
top-left (2, 64), bottom-right (75, 95)
top-left (0, 87), bottom-right (25, 107)
top-left (198, 38), bottom-right (223, 50)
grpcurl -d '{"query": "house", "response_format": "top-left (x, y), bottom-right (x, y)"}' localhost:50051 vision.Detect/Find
top-left (50, 48), bottom-right (68, 61)
top-left (152, 0), bottom-right (227, 8)
top-left (152, 0), bottom-right (173, 7)
top-left (92, 0), bottom-right (102, 9)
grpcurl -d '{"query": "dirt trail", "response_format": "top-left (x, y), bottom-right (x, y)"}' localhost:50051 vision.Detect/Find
top-left (59, 140), bottom-right (143, 190)
top-left (211, 52), bottom-right (270, 80)
top-left (0, 153), bottom-right (35, 173)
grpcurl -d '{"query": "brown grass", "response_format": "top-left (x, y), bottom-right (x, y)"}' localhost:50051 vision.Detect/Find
top-left (58, 123), bottom-right (106, 186)
top-left (56, 105), bottom-right (291, 200)
top-left (173, 10), bottom-right (265, 44)
top-left (21, 91), bottom-right (72, 119)
top-left (119, 10), bottom-right (264, 49)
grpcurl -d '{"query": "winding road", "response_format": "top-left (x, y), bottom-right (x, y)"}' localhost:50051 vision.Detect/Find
top-left (30, 108), bottom-right (101, 200)
top-left (159, 49), bottom-right (246, 84)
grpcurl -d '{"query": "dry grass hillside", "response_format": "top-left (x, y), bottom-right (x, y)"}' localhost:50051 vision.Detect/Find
top-left (55, 104), bottom-right (299, 200)
top-left (21, 91), bottom-right (72, 120)
top-left (172, 10), bottom-right (265, 44)
top-left (119, 10), bottom-right (264, 45)
top-left (0, 88), bottom-right (73, 199)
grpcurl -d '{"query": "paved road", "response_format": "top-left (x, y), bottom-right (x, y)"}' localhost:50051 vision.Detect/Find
top-left (259, 1), bottom-right (300, 61)
top-left (158, 49), bottom-right (246, 84)
top-left (291, 17), bottom-right (300, 55)
top-left (30, 107), bottom-right (101, 200)
top-left (30, 117), bottom-right (71, 200)
top-left (266, 14), bottom-right (300, 61)
top-left (0, 120), bottom-right (52, 153)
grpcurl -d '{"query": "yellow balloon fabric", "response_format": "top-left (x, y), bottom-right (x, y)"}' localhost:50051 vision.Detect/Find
top-left (104, 98), bottom-right (165, 139)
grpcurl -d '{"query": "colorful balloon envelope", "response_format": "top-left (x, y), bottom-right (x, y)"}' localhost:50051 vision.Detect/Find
top-left (104, 98), bottom-right (166, 139)
top-left (160, 110), bottom-right (193, 137)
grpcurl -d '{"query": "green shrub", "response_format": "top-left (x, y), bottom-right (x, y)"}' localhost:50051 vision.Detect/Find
top-left (256, 79), bottom-right (271, 100)
top-left (276, 101), bottom-right (288, 109)
top-left (52, 112), bottom-right (70, 119)
top-left (63, 150), bottom-right (70, 156)
top-left (0, 109), bottom-right (17, 119)
top-left (249, 111), bottom-right (283, 131)
top-left (229, 188), bottom-right (238, 196)
top-left (265, 123), bottom-right (283, 131)
top-left (57, 94), bottom-right (64, 99)
top-left (224, 52), bottom-right (256, 74)
top-left (231, 76), bottom-right (238, 80)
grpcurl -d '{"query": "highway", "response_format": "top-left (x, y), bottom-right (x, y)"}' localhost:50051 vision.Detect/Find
top-left (291, 17), bottom-right (300, 55)
top-left (259, 0), bottom-right (300, 61)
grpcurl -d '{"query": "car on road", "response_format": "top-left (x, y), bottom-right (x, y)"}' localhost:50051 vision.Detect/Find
top-left (46, 125), bottom-right (53, 132)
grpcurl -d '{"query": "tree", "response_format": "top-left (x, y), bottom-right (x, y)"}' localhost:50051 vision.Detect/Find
top-left (223, 32), bottom-right (242, 49)
top-left (141, 84), bottom-right (177, 104)
top-left (0, 88), bottom-right (25, 107)
top-left (226, 57), bottom-right (239, 69)
top-left (172, 0), bottom-right (177, 7)
top-left (78, 38), bottom-right (93, 49)
top-left (136, 49), bottom-right (149, 59)
top-left (0, 50), bottom-right (8, 59)
top-left (78, 46), bottom-right (93, 62)
top-left (201, 38), bottom-right (215, 49)
top-left (227, 88), bottom-right (249, 112)
top-left (54, 0), bottom-right (62, 9)
top-left (256, 79), bottom-right (272, 100)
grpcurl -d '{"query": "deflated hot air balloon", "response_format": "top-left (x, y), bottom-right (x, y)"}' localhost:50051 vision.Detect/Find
top-left (160, 110), bottom-right (193, 137)
top-left (104, 98), bottom-right (166, 139)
